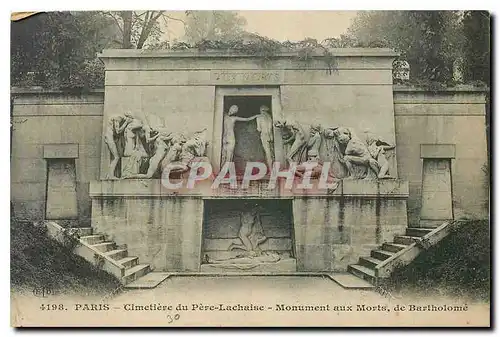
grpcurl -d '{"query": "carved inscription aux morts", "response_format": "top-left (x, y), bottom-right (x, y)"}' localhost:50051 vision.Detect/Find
top-left (211, 71), bottom-right (282, 84)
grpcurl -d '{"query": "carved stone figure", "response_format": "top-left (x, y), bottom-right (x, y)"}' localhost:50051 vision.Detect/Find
top-left (324, 126), bottom-right (382, 179)
top-left (122, 129), bottom-right (173, 179)
top-left (255, 105), bottom-right (275, 170)
top-left (121, 117), bottom-right (151, 177)
top-left (364, 131), bottom-right (395, 178)
top-left (307, 124), bottom-right (322, 157)
top-left (221, 105), bottom-right (258, 167)
top-left (228, 205), bottom-right (268, 256)
top-left (104, 114), bottom-right (132, 179)
top-left (275, 120), bottom-right (324, 166)
top-left (160, 133), bottom-right (186, 175)
top-left (295, 149), bottom-right (340, 191)
top-left (274, 120), bottom-right (309, 164)
top-left (203, 251), bottom-right (282, 269)
top-left (164, 129), bottom-right (209, 176)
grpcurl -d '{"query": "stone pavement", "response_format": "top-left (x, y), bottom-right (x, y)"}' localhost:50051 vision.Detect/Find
top-left (114, 275), bottom-right (384, 304)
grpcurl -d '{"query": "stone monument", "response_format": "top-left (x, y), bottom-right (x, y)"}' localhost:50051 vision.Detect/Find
top-left (91, 48), bottom-right (409, 273)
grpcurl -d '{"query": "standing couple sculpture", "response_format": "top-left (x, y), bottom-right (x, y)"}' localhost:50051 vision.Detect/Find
top-left (221, 104), bottom-right (274, 170)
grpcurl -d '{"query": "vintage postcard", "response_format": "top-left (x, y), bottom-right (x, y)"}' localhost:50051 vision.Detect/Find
top-left (10, 10), bottom-right (491, 327)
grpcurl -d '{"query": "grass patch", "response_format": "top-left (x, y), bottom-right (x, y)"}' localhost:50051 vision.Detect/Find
top-left (383, 219), bottom-right (490, 302)
top-left (11, 219), bottom-right (122, 296)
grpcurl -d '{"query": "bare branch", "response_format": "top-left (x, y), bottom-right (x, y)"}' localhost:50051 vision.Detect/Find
top-left (102, 11), bottom-right (123, 35)
top-left (136, 10), bottom-right (165, 49)
top-left (163, 14), bottom-right (186, 26)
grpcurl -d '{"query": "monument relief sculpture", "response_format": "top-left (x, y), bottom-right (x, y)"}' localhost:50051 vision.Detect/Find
top-left (159, 133), bottom-right (186, 175)
top-left (204, 251), bottom-right (282, 269)
top-left (295, 149), bottom-right (340, 191)
top-left (203, 204), bottom-right (286, 269)
top-left (164, 129), bottom-right (209, 176)
top-left (364, 131), bottom-right (395, 179)
top-left (323, 126), bottom-right (395, 179)
top-left (121, 117), bottom-right (152, 177)
top-left (228, 205), bottom-right (268, 254)
top-left (274, 119), bottom-right (309, 164)
top-left (122, 129), bottom-right (173, 179)
top-left (104, 114), bottom-right (132, 179)
top-left (221, 105), bottom-right (259, 167)
top-left (255, 105), bottom-right (275, 170)
top-left (307, 124), bottom-right (323, 157)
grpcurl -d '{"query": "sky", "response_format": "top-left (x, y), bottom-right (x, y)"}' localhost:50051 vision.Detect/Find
top-left (163, 11), bottom-right (358, 42)
top-left (241, 11), bottom-right (358, 41)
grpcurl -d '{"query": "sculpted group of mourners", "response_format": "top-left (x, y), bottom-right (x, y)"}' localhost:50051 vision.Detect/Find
top-left (104, 105), bottom-right (395, 182)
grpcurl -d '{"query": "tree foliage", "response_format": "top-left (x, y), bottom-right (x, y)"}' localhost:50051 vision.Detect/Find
top-left (183, 11), bottom-right (247, 44)
top-left (462, 11), bottom-right (490, 85)
top-left (347, 10), bottom-right (490, 87)
top-left (12, 11), bottom-right (490, 90)
top-left (11, 12), bottom-right (113, 89)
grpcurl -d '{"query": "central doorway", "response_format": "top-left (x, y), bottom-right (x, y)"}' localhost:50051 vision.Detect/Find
top-left (212, 87), bottom-right (284, 174)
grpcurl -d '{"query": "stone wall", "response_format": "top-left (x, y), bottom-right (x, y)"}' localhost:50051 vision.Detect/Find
top-left (11, 89), bottom-right (104, 225)
top-left (393, 86), bottom-right (489, 224)
top-left (91, 196), bottom-right (204, 271)
top-left (293, 180), bottom-right (408, 272)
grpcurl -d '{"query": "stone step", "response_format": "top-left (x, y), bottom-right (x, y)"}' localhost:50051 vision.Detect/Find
top-left (394, 235), bottom-right (421, 245)
top-left (348, 264), bottom-right (376, 283)
top-left (327, 273), bottom-right (375, 289)
top-left (122, 264), bottom-right (151, 284)
top-left (80, 234), bottom-right (106, 245)
top-left (117, 256), bottom-right (139, 269)
top-left (359, 256), bottom-right (384, 269)
top-left (71, 227), bottom-right (93, 236)
top-left (371, 250), bottom-right (394, 261)
top-left (382, 242), bottom-right (408, 253)
top-left (91, 242), bottom-right (116, 253)
top-left (116, 243), bottom-right (128, 250)
top-left (406, 228), bottom-right (434, 237)
top-left (103, 249), bottom-right (128, 260)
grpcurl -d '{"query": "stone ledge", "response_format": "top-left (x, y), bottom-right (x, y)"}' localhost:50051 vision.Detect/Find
top-left (420, 144), bottom-right (456, 159)
top-left (98, 48), bottom-right (399, 59)
top-left (90, 179), bottom-right (408, 199)
top-left (43, 144), bottom-right (79, 159)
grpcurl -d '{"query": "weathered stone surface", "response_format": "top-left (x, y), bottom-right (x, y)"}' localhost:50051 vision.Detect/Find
top-left (420, 144), bottom-right (456, 159)
top-left (104, 69), bottom-right (392, 86)
top-left (394, 89), bottom-right (488, 223)
top-left (45, 159), bottom-right (78, 219)
top-left (43, 144), bottom-right (79, 159)
top-left (92, 197), bottom-right (204, 271)
top-left (420, 159), bottom-right (453, 224)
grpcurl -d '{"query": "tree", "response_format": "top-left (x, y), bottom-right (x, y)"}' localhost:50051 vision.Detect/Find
top-left (103, 11), bottom-right (183, 49)
top-left (11, 12), bottom-right (112, 88)
top-left (10, 11), bottom-right (179, 88)
top-left (348, 11), bottom-right (491, 87)
top-left (183, 11), bottom-right (247, 44)
top-left (348, 11), bottom-right (463, 85)
top-left (462, 11), bottom-right (490, 85)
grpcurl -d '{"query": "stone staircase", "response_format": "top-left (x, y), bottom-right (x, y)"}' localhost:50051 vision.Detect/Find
top-left (348, 221), bottom-right (454, 286)
top-left (46, 222), bottom-right (151, 285)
